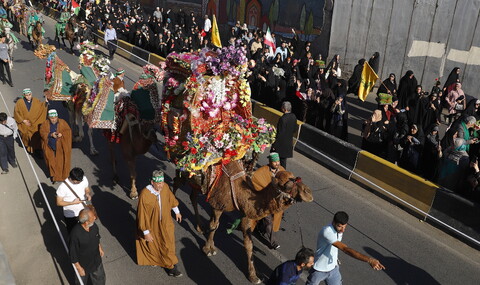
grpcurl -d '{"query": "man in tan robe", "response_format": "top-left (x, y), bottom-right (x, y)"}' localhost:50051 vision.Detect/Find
top-left (40, 109), bottom-right (72, 183)
top-left (251, 152), bottom-right (285, 249)
top-left (112, 68), bottom-right (125, 93)
top-left (136, 170), bottom-right (183, 277)
top-left (14, 88), bottom-right (47, 154)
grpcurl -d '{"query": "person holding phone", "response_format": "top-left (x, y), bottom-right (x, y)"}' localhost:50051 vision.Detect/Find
top-left (40, 109), bottom-right (72, 183)
top-left (56, 167), bottom-right (92, 233)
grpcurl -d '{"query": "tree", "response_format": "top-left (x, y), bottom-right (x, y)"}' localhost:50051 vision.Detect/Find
top-left (269, 0), bottom-right (279, 27)
top-left (299, 4), bottom-right (306, 31)
top-left (305, 11), bottom-right (314, 41)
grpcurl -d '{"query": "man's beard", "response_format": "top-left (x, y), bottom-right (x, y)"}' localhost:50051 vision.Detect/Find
top-left (87, 222), bottom-right (95, 228)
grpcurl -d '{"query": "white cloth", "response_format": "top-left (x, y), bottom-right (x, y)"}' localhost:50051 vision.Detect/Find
top-left (313, 224), bottom-right (343, 272)
top-left (56, 177), bottom-right (89, 218)
top-left (0, 117), bottom-right (18, 139)
top-left (204, 18), bottom-right (211, 32)
top-left (104, 27), bottom-right (117, 42)
top-left (142, 184), bottom-right (180, 235)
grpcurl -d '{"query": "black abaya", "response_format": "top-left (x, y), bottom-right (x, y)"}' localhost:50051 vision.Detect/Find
top-left (397, 71), bottom-right (418, 109)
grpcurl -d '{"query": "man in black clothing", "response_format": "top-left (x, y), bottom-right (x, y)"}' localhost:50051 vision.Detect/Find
top-left (70, 208), bottom-right (106, 285)
top-left (266, 247), bottom-right (314, 285)
top-left (271, 101), bottom-right (298, 169)
top-left (78, 21), bottom-right (93, 44)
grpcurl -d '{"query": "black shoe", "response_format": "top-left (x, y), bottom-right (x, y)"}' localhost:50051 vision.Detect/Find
top-left (11, 163), bottom-right (17, 168)
top-left (1, 169), bottom-right (9, 174)
top-left (2, 81), bottom-right (5, 85)
top-left (166, 266), bottom-right (183, 277)
top-left (8, 82), bottom-right (13, 87)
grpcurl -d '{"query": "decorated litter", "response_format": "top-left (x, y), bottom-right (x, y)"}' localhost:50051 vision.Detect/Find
top-left (161, 45), bottom-right (276, 174)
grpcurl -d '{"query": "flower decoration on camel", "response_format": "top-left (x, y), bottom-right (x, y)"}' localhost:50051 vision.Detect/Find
top-left (161, 44), bottom-right (274, 174)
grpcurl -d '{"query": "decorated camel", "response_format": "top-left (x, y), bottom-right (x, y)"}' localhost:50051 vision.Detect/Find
top-left (159, 46), bottom-right (307, 282)
top-left (55, 16), bottom-right (77, 53)
top-left (204, 161), bottom-right (312, 283)
top-left (10, 4), bottom-right (27, 36)
top-left (106, 64), bottom-right (164, 199)
top-left (43, 44), bottom-right (106, 155)
top-left (31, 21), bottom-right (43, 49)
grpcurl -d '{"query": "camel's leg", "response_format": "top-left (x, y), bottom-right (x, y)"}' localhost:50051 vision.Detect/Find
top-left (109, 142), bottom-right (119, 185)
top-left (67, 103), bottom-right (78, 138)
top-left (72, 109), bottom-right (82, 142)
top-left (127, 158), bottom-right (138, 199)
top-left (189, 189), bottom-right (203, 234)
top-left (87, 127), bottom-right (98, 155)
top-left (172, 169), bottom-right (182, 195)
top-left (203, 209), bottom-right (222, 257)
top-left (241, 218), bottom-right (261, 284)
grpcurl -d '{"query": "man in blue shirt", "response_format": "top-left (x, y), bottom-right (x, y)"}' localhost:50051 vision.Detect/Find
top-left (306, 211), bottom-right (385, 285)
top-left (266, 247), bottom-right (314, 285)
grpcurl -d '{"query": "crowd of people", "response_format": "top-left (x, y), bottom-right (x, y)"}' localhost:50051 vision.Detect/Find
top-left (2, 1), bottom-right (478, 284)
top-left (40, 0), bottom-right (361, 144)
top-left (361, 67), bottom-right (480, 202)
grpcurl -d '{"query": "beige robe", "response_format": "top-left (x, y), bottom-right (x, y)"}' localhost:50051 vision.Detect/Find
top-left (250, 165), bottom-right (286, 232)
top-left (14, 97), bottom-right (47, 153)
top-left (39, 119), bottom-right (72, 181)
top-left (112, 76), bottom-right (125, 93)
top-left (136, 184), bottom-right (179, 268)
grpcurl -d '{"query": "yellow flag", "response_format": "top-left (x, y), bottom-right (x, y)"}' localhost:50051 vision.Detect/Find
top-left (211, 15), bottom-right (222, 48)
top-left (358, 62), bottom-right (379, 101)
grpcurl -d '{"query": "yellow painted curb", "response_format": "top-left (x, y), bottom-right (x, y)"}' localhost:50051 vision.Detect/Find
top-left (352, 151), bottom-right (438, 217)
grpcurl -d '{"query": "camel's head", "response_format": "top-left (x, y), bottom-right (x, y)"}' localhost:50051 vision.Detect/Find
top-left (273, 171), bottom-right (313, 204)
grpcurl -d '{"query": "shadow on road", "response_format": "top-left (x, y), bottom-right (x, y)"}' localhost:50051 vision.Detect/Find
top-left (91, 185), bottom-right (137, 263)
top-left (174, 188), bottom-right (273, 282)
top-left (364, 247), bottom-right (441, 285)
top-left (180, 237), bottom-right (233, 284)
top-left (32, 183), bottom-right (76, 285)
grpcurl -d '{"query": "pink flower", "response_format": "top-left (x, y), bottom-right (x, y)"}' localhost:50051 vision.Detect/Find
top-left (260, 144), bottom-right (267, 152)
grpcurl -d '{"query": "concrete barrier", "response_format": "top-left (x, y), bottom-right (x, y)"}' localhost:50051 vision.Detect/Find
top-left (295, 123), bottom-right (360, 177)
top-left (252, 103), bottom-right (303, 129)
top-left (131, 46), bottom-right (150, 65)
top-left (429, 188), bottom-right (480, 244)
top-left (352, 151), bottom-right (438, 218)
top-left (116, 40), bottom-right (134, 59)
top-left (149, 53), bottom-right (165, 66)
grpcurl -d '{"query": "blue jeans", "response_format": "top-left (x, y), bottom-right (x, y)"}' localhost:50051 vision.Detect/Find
top-left (306, 266), bottom-right (342, 285)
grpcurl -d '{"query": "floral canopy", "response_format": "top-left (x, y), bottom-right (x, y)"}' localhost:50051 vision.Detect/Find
top-left (161, 45), bottom-right (276, 174)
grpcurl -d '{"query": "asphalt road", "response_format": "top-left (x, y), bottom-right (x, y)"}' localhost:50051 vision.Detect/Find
top-left (0, 15), bottom-right (479, 285)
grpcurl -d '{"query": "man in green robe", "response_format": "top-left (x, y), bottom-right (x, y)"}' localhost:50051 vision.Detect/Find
top-left (55, 7), bottom-right (70, 38)
top-left (27, 7), bottom-right (45, 37)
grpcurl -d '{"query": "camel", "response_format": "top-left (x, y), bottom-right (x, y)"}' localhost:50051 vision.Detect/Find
top-left (109, 112), bottom-right (157, 199)
top-left (31, 21), bottom-right (43, 49)
top-left (66, 83), bottom-right (99, 156)
top-left (55, 16), bottom-right (77, 53)
top-left (173, 152), bottom-right (260, 233)
top-left (12, 5), bottom-right (27, 36)
top-left (183, 160), bottom-right (313, 283)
